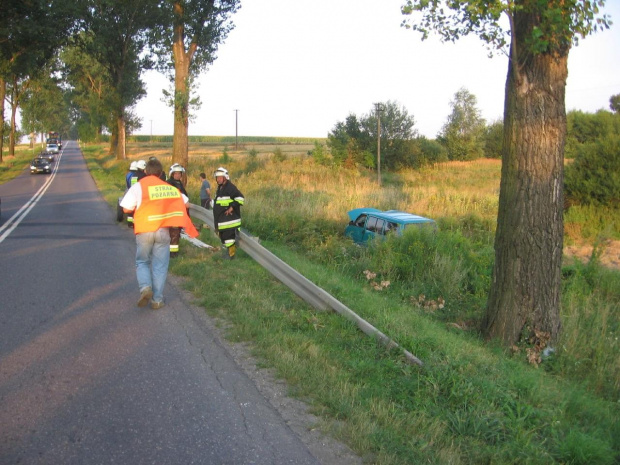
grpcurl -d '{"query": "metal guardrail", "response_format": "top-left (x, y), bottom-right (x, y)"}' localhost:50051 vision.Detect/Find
top-left (188, 203), bottom-right (424, 366)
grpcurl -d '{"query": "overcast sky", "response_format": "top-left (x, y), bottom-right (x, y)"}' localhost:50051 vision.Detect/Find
top-left (134, 0), bottom-right (620, 139)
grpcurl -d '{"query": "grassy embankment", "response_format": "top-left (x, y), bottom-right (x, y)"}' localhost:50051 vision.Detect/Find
top-left (0, 145), bottom-right (43, 183)
top-left (80, 139), bottom-right (619, 464)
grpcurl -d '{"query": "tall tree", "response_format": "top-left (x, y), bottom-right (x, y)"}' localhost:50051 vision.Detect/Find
top-left (81, 0), bottom-right (158, 160)
top-left (152, 0), bottom-right (240, 168)
top-left (610, 93), bottom-right (620, 113)
top-left (402, 1), bottom-right (611, 346)
top-left (438, 87), bottom-right (486, 161)
top-left (0, 0), bottom-right (80, 160)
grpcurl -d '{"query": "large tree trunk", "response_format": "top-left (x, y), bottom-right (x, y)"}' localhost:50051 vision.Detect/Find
top-left (116, 113), bottom-right (126, 160)
top-left (0, 77), bottom-right (5, 163)
top-left (109, 124), bottom-right (118, 157)
top-left (9, 82), bottom-right (18, 157)
top-left (483, 18), bottom-right (567, 346)
top-left (172, 1), bottom-right (190, 170)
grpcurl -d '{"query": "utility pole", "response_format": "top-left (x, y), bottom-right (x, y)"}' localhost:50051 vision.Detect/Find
top-left (234, 109), bottom-right (239, 150)
top-left (374, 103), bottom-right (384, 186)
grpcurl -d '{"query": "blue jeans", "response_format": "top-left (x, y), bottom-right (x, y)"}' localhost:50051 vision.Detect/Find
top-left (135, 228), bottom-right (170, 303)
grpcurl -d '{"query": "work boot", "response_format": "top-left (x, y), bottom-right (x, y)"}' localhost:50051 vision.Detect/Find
top-left (137, 287), bottom-right (153, 307)
top-left (228, 244), bottom-right (236, 259)
top-left (221, 246), bottom-right (231, 260)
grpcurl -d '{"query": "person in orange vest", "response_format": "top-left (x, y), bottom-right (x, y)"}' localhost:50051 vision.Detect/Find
top-left (120, 158), bottom-right (198, 309)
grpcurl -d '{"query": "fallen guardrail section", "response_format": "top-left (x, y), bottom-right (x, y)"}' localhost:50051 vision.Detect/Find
top-left (188, 204), bottom-right (423, 366)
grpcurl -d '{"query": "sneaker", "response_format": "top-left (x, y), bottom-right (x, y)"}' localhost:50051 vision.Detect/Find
top-left (150, 300), bottom-right (165, 310)
top-left (137, 287), bottom-right (153, 307)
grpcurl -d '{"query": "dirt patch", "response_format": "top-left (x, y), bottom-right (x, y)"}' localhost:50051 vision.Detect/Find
top-left (564, 239), bottom-right (620, 270)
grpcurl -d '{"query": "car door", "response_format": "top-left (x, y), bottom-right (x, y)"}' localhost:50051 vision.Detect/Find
top-left (345, 214), bottom-right (368, 243)
top-left (363, 216), bottom-right (379, 242)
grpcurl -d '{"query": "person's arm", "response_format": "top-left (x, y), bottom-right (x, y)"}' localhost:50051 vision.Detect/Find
top-left (120, 184), bottom-right (140, 213)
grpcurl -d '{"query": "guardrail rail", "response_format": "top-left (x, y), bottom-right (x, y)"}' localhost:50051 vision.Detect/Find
top-left (188, 204), bottom-right (423, 366)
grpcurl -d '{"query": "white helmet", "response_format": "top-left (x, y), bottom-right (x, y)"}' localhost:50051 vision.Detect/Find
top-left (136, 160), bottom-right (146, 170)
top-left (169, 163), bottom-right (185, 177)
top-left (214, 167), bottom-right (229, 180)
top-left (129, 161), bottom-right (137, 170)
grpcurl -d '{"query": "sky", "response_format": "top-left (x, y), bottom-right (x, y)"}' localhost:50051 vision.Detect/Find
top-left (133, 0), bottom-right (620, 139)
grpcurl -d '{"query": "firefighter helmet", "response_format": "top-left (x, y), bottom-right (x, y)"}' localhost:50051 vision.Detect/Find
top-left (129, 161), bottom-right (137, 170)
top-left (169, 163), bottom-right (185, 177)
top-left (136, 160), bottom-right (146, 170)
top-left (214, 167), bottom-right (229, 180)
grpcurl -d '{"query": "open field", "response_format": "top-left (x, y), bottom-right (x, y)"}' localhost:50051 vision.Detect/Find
top-left (78, 139), bottom-right (620, 464)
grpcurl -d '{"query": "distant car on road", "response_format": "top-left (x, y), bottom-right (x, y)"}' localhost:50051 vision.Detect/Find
top-left (46, 142), bottom-right (60, 154)
top-left (345, 208), bottom-right (436, 244)
top-left (38, 151), bottom-right (55, 163)
top-left (30, 158), bottom-right (52, 175)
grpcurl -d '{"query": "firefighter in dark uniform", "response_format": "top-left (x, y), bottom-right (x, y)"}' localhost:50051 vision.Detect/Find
top-left (166, 163), bottom-right (188, 257)
top-left (213, 167), bottom-right (244, 259)
top-left (125, 160), bottom-right (147, 227)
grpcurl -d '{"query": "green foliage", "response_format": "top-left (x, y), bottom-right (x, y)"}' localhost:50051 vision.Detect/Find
top-left (271, 146), bottom-right (287, 163)
top-left (565, 109), bottom-right (620, 158)
top-left (401, 1), bottom-right (610, 57)
top-left (327, 101), bottom-right (418, 169)
top-left (483, 119), bottom-right (503, 159)
top-left (565, 134), bottom-right (620, 208)
top-left (309, 140), bottom-right (328, 165)
top-left (439, 87), bottom-right (486, 161)
top-left (218, 146), bottom-right (231, 164)
top-left (610, 94), bottom-right (620, 113)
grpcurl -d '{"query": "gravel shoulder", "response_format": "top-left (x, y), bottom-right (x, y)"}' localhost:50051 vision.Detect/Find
top-left (169, 275), bottom-right (363, 465)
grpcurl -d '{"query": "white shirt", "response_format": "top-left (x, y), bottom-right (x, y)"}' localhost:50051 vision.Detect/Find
top-left (120, 178), bottom-right (189, 211)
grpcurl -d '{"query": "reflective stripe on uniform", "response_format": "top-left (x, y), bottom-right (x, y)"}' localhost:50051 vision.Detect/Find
top-left (215, 196), bottom-right (232, 206)
top-left (170, 244), bottom-right (179, 252)
top-left (224, 239), bottom-right (236, 247)
top-left (218, 218), bottom-right (241, 229)
top-left (147, 211), bottom-right (184, 222)
top-left (234, 196), bottom-right (244, 205)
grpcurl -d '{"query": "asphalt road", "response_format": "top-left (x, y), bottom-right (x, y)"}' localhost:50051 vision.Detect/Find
top-left (0, 142), bottom-right (323, 464)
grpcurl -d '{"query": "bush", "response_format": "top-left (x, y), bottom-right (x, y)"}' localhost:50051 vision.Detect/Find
top-left (564, 134), bottom-right (620, 208)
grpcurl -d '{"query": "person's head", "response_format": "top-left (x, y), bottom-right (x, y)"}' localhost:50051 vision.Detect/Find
top-left (200, 172), bottom-right (206, 180)
top-left (136, 160), bottom-right (146, 171)
top-left (129, 161), bottom-right (137, 171)
top-left (169, 163), bottom-right (185, 180)
top-left (214, 167), bottom-right (229, 186)
top-left (145, 158), bottom-right (163, 177)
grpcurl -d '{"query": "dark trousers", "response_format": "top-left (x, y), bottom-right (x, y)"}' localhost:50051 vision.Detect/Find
top-left (169, 227), bottom-right (181, 254)
top-left (218, 228), bottom-right (237, 248)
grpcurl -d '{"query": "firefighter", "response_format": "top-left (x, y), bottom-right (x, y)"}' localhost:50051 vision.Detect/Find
top-left (120, 158), bottom-right (198, 309)
top-left (166, 163), bottom-right (188, 257)
top-left (125, 160), bottom-right (147, 227)
top-left (212, 167), bottom-right (244, 259)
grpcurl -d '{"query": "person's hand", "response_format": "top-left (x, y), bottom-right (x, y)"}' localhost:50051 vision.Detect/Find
top-left (225, 207), bottom-right (233, 216)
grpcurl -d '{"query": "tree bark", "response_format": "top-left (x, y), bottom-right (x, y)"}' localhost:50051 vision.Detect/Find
top-left (116, 113), bottom-right (126, 160)
top-left (172, 0), bottom-right (191, 170)
top-left (0, 77), bottom-right (5, 163)
top-left (484, 17), bottom-right (567, 346)
top-left (9, 80), bottom-right (18, 157)
top-left (109, 124), bottom-right (118, 157)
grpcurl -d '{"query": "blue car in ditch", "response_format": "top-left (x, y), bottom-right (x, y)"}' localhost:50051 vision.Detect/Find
top-left (345, 208), bottom-right (436, 244)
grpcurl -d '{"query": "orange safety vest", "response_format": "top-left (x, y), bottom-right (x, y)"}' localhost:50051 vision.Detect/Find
top-left (133, 175), bottom-right (198, 237)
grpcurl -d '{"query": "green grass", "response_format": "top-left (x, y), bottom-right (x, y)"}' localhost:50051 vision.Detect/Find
top-left (0, 144), bottom-right (40, 182)
top-left (31, 141), bottom-right (620, 463)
